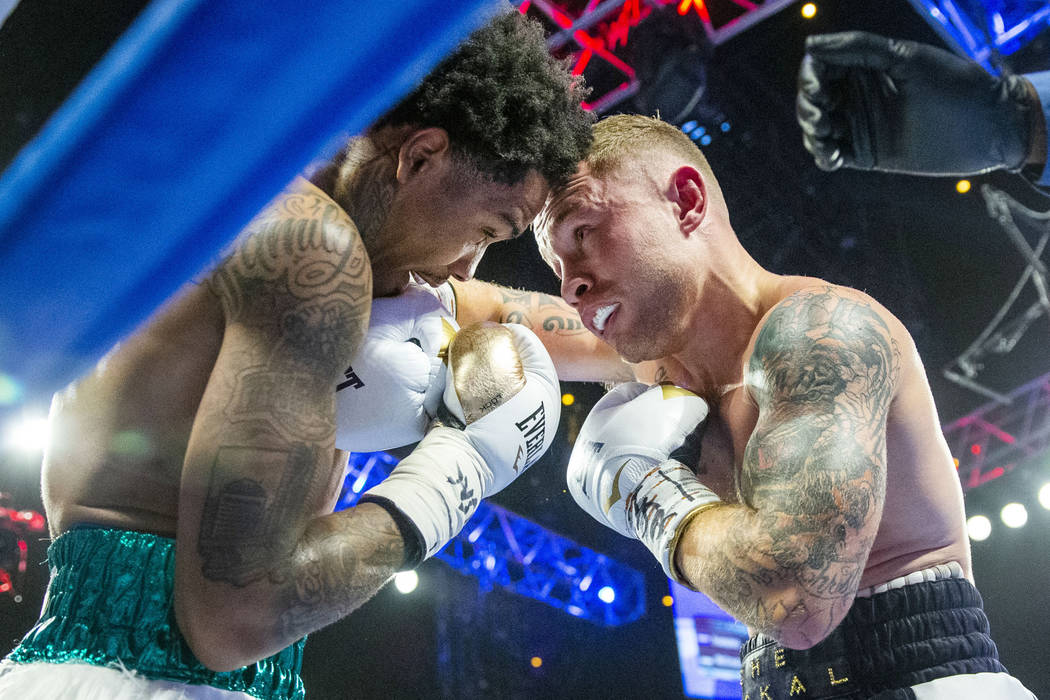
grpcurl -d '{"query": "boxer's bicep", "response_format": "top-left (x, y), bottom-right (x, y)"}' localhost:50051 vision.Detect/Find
top-left (453, 279), bottom-right (633, 383)
top-left (685, 287), bottom-right (899, 648)
top-left (740, 287), bottom-right (898, 636)
top-left (174, 190), bottom-right (373, 668)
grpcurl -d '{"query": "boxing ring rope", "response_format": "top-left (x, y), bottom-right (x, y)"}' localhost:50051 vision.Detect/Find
top-left (0, 0), bottom-right (502, 407)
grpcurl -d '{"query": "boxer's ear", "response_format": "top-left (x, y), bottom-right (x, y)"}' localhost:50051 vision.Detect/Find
top-left (396, 128), bottom-right (451, 183)
top-left (671, 166), bottom-right (707, 235)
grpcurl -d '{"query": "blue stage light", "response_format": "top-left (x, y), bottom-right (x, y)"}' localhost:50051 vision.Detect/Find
top-left (700, 134), bottom-right (712, 146)
top-left (681, 120), bottom-right (699, 132)
top-left (337, 451), bottom-right (647, 626)
top-left (720, 121), bottom-right (731, 133)
top-left (906, 0), bottom-right (1050, 70)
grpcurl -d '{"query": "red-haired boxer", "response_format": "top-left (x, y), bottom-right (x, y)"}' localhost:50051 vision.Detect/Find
top-left (536, 113), bottom-right (1036, 699)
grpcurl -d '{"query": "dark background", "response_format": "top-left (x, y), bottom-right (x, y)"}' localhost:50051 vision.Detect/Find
top-left (1, 0), bottom-right (1048, 697)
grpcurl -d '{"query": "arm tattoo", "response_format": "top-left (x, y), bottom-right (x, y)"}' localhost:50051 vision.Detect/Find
top-left (274, 506), bottom-right (406, 640)
top-left (198, 189), bottom-right (372, 587)
top-left (702, 287), bottom-right (899, 641)
top-left (498, 288), bottom-right (587, 335)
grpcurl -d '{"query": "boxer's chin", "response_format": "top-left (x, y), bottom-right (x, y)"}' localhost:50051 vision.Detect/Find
top-left (372, 271), bottom-right (411, 298)
top-left (609, 323), bottom-right (677, 364)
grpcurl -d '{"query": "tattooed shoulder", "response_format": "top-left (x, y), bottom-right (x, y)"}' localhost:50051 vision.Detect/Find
top-left (208, 188), bottom-right (372, 364)
top-left (747, 285), bottom-right (900, 412)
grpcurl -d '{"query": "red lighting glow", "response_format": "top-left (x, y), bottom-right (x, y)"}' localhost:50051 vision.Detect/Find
top-left (677, 0), bottom-right (711, 23)
top-left (970, 444), bottom-right (982, 455)
top-left (605, 0), bottom-right (647, 50)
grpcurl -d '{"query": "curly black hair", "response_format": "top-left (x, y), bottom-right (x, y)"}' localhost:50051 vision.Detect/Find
top-left (374, 11), bottom-right (592, 188)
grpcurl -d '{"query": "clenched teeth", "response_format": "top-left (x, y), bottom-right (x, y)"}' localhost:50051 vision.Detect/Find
top-left (593, 303), bottom-right (618, 332)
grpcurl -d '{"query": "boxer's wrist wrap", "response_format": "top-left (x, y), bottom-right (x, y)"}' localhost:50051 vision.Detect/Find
top-left (362, 427), bottom-right (487, 560)
top-left (625, 459), bottom-right (721, 585)
top-left (360, 496), bottom-right (426, 569)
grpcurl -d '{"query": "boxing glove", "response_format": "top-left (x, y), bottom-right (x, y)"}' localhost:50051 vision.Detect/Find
top-left (362, 323), bottom-right (561, 562)
top-left (334, 283), bottom-right (458, 452)
top-left (567, 382), bottom-right (719, 582)
top-left (796, 31), bottom-right (1037, 176)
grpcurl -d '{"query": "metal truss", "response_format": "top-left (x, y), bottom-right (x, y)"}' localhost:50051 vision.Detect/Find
top-left (943, 370), bottom-right (1050, 490)
top-left (520, 0), bottom-right (796, 113)
top-left (943, 184), bottom-right (1050, 405)
top-left (336, 451), bottom-right (646, 626)
top-left (940, 184), bottom-right (1050, 490)
top-left (907, 0), bottom-right (1050, 71)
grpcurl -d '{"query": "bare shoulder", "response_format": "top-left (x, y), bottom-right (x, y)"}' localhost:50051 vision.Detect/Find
top-left (207, 177), bottom-right (372, 345)
top-left (746, 282), bottom-right (904, 407)
top-left (768, 280), bottom-right (907, 332)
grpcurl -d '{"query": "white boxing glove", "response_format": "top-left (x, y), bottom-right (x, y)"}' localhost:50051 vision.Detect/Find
top-left (362, 323), bottom-right (561, 562)
top-left (334, 284), bottom-right (458, 452)
top-left (567, 382), bottom-right (720, 583)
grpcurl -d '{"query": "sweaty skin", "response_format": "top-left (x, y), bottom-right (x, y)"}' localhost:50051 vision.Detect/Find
top-left (666, 279), bottom-right (968, 648)
top-left (41, 171), bottom-right (629, 670)
top-left (42, 178), bottom-right (409, 669)
top-left (541, 150), bottom-right (970, 649)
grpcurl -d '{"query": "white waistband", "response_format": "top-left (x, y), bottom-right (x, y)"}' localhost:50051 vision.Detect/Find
top-left (855, 561), bottom-right (965, 598)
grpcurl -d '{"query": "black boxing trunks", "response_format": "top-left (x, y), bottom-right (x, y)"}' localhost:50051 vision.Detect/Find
top-left (738, 563), bottom-right (1031, 699)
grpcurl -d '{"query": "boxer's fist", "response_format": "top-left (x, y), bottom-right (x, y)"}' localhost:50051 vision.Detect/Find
top-left (334, 284), bottom-right (458, 452)
top-left (362, 323), bottom-right (561, 562)
top-left (440, 322), bottom-right (560, 494)
top-left (567, 382), bottom-right (719, 581)
top-left (797, 31), bottom-right (1035, 176)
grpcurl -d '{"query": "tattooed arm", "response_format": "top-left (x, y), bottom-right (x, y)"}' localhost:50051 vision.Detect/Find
top-left (175, 180), bottom-right (409, 671)
top-left (673, 286), bottom-right (900, 649)
top-left (452, 278), bottom-right (634, 383)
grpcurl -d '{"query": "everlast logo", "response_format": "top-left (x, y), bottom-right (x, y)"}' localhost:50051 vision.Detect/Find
top-left (515, 403), bottom-right (546, 466)
top-left (336, 365), bottom-right (364, 392)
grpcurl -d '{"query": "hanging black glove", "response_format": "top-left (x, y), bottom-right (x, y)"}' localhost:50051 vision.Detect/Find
top-left (796, 31), bottom-right (1038, 177)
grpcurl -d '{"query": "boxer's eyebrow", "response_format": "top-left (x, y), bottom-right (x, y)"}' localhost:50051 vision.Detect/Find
top-left (499, 211), bottom-right (524, 239)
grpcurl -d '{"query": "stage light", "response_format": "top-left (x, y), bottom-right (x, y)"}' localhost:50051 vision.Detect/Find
top-left (0, 374), bottom-right (22, 406)
top-left (801, 3), bottom-right (817, 19)
top-left (966, 514), bottom-right (991, 541)
top-left (1039, 483), bottom-right (1050, 510)
top-left (562, 393), bottom-right (575, 406)
top-left (700, 134), bottom-right (712, 146)
top-left (598, 585), bottom-right (616, 603)
top-left (661, 595), bottom-right (674, 607)
top-left (2, 414), bottom-right (50, 454)
top-left (720, 121), bottom-right (731, 133)
top-left (956, 179), bottom-right (971, 194)
top-left (530, 656), bottom-right (543, 668)
top-left (689, 125), bottom-right (706, 140)
top-left (970, 443), bottom-right (981, 455)
top-left (394, 570), bottom-right (418, 594)
top-left (1001, 503), bottom-right (1027, 528)
top-left (681, 120), bottom-right (698, 133)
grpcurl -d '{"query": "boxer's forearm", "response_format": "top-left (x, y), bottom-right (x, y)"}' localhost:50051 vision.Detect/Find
top-left (453, 279), bottom-right (634, 383)
top-left (180, 502), bottom-right (409, 671)
top-left (674, 504), bottom-right (856, 650)
top-left (274, 503), bottom-right (408, 641)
